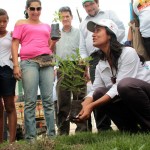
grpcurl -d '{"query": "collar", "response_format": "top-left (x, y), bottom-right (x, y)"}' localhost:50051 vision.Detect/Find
top-left (86, 9), bottom-right (105, 19)
top-left (99, 60), bottom-right (110, 72)
top-left (62, 26), bottom-right (72, 32)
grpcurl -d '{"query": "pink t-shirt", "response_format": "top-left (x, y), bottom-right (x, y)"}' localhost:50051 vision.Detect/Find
top-left (13, 23), bottom-right (52, 60)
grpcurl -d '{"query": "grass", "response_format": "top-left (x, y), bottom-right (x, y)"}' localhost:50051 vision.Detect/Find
top-left (0, 131), bottom-right (150, 150)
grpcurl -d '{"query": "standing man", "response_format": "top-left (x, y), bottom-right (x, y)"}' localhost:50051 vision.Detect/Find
top-left (53, 6), bottom-right (88, 135)
top-left (79, 0), bottom-right (125, 131)
top-left (133, 0), bottom-right (150, 58)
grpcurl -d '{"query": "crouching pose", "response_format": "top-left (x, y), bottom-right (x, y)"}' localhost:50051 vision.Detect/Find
top-left (76, 19), bottom-right (150, 132)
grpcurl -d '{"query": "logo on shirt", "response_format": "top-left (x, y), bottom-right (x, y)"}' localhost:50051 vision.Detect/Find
top-left (137, 0), bottom-right (150, 11)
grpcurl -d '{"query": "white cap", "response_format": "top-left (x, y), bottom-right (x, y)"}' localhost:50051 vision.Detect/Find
top-left (87, 19), bottom-right (118, 38)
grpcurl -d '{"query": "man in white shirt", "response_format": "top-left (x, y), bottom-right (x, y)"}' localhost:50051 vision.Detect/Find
top-left (79, 0), bottom-right (125, 132)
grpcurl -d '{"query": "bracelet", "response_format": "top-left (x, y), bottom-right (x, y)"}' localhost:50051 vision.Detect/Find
top-left (13, 65), bottom-right (19, 68)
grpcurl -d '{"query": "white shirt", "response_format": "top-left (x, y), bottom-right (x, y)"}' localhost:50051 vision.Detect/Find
top-left (87, 47), bottom-right (150, 99)
top-left (133, 0), bottom-right (150, 37)
top-left (0, 32), bottom-right (13, 69)
top-left (79, 10), bottom-right (125, 58)
top-left (56, 27), bottom-right (80, 61)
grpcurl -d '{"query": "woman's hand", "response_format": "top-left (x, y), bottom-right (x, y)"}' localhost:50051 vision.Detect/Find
top-left (49, 39), bottom-right (59, 51)
top-left (84, 66), bottom-right (90, 82)
top-left (78, 103), bottom-right (94, 121)
top-left (13, 66), bottom-right (22, 80)
top-left (72, 97), bottom-right (93, 122)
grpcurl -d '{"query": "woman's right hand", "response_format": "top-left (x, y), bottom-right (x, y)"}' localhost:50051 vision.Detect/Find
top-left (13, 66), bottom-right (22, 80)
top-left (74, 103), bottom-right (94, 122)
top-left (73, 97), bottom-right (93, 122)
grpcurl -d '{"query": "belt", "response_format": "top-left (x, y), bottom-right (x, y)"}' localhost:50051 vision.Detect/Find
top-left (90, 51), bottom-right (100, 58)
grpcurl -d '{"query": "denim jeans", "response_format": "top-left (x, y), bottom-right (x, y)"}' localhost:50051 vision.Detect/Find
top-left (20, 60), bottom-right (55, 140)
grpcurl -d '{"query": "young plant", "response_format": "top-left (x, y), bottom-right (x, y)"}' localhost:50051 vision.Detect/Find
top-left (51, 11), bottom-right (62, 40)
top-left (55, 48), bottom-right (92, 101)
top-left (52, 11), bottom-right (62, 23)
top-left (55, 49), bottom-right (92, 121)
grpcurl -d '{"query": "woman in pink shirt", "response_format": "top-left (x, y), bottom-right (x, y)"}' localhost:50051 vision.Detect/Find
top-left (12, 0), bottom-right (55, 142)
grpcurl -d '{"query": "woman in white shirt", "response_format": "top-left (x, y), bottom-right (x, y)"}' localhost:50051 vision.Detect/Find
top-left (77, 19), bottom-right (150, 132)
top-left (0, 8), bottom-right (17, 143)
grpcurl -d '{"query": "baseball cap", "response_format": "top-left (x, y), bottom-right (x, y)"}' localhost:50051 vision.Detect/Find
top-left (87, 19), bottom-right (118, 38)
top-left (82, 0), bottom-right (94, 5)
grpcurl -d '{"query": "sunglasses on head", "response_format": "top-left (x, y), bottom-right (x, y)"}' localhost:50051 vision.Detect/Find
top-left (28, 7), bottom-right (42, 11)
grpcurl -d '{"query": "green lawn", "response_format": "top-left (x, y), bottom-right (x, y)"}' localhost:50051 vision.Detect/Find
top-left (0, 131), bottom-right (150, 150)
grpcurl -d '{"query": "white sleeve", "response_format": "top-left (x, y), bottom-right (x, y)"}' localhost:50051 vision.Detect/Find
top-left (133, 0), bottom-right (140, 16)
top-left (79, 25), bottom-right (89, 58)
top-left (86, 64), bottom-right (105, 97)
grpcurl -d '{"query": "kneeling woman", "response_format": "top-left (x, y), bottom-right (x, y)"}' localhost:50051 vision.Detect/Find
top-left (77, 19), bottom-right (150, 132)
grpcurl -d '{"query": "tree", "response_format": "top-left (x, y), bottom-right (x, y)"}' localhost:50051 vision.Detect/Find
top-left (55, 48), bottom-right (91, 100)
top-left (55, 49), bottom-right (92, 121)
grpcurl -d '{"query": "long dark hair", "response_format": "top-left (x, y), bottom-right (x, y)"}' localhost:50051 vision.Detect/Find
top-left (24, 0), bottom-right (41, 19)
top-left (99, 27), bottom-right (124, 71)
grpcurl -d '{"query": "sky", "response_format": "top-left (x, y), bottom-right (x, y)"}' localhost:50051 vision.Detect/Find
top-left (1, 0), bottom-right (131, 38)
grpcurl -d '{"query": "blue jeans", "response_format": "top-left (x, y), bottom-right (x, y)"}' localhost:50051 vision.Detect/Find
top-left (20, 60), bottom-right (55, 139)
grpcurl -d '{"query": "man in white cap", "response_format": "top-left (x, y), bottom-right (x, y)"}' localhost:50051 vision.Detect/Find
top-left (79, 0), bottom-right (125, 132)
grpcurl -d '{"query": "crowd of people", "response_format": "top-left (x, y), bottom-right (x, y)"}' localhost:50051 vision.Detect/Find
top-left (0, 0), bottom-right (150, 144)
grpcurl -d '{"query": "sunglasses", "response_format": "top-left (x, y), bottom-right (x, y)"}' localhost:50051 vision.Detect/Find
top-left (28, 7), bottom-right (42, 11)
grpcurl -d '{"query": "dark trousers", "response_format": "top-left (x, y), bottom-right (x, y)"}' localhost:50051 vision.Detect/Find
top-left (56, 69), bottom-right (88, 135)
top-left (89, 51), bottom-right (111, 131)
top-left (143, 37), bottom-right (150, 58)
top-left (93, 77), bottom-right (150, 132)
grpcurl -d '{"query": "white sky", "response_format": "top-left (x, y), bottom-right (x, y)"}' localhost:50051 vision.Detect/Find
top-left (1, 0), bottom-right (131, 36)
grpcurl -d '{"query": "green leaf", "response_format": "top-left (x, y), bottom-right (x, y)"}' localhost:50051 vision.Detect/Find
top-left (54, 48), bottom-right (93, 100)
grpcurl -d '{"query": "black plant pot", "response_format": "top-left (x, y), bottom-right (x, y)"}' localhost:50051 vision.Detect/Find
top-left (67, 100), bottom-right (82, 122)
top-left (51, 23), bottom-right (60, 40)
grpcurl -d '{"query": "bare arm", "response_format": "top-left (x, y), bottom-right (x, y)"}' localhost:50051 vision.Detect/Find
top-left (49, 39), bottom-right (59, 53)
top-left (11, 38), bottom-right (22, 80)
top-left (127, 26), bottom-right (133, 41)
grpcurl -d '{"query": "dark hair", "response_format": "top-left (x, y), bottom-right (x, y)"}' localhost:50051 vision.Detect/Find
top-left (94, 0), bottom-right (99, 4)
top-left (0, 8), bottom-right (9, 20)
top-left (99, 27), bottom-right (145, 71)
top-left (99, 27), bottom-right (124, 71)
top-left (24, 0), bottom-right (41, 19)
top-left (59, 6), bottom-right (72, 16)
